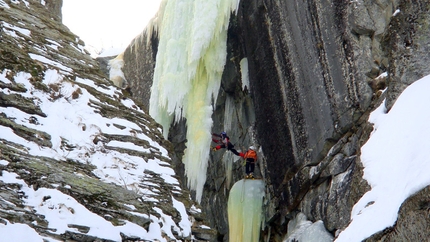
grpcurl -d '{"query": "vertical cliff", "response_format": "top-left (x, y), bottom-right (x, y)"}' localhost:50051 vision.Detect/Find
top-left (121, 0), bottom-right (430, 241)
top-left (197, 0), bottom-right (384, 238)
top-left (46, 0), bottom-right (63, 21)
top-left (122, 30), bottom-right (158, 112)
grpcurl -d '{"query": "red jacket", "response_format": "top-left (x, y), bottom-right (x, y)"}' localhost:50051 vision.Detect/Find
top-left (212, 133), bottom-right (230, 145)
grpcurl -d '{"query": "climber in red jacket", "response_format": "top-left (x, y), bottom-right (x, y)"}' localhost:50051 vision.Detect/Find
top-left (240, 146), bottom-right (257, 179)
top-left (211, 131), bottom-right (240, 156)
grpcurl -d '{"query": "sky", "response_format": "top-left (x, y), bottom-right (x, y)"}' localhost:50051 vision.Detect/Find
top-left (62, 0), bottom-right (162, 55)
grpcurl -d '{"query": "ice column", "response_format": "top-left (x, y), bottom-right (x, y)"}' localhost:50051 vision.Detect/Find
top-left (149, 0), bottom-right (240, 202)
top-left (228, 179), bottom-right (265, 242)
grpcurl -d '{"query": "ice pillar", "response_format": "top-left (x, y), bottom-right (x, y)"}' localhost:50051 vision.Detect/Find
top-left (228, 179), bottom-right (265, 242)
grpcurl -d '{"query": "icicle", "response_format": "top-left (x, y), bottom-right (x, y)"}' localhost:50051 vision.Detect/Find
top-left (223, 95), bottom-right (235, 132)
top-left (223, 151), bottom-right (241, 188)
top-left (231, 0), bottom-right (241, 15)
top-left (228, 179), bottom-right (265, 242)
top-left (240, 58), bottom-right (249, 91)
top-left (149, 0), bottom-right (241, 202)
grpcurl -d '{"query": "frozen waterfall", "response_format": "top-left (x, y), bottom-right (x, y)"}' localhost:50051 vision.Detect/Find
top-left (228, 179), bottom-right (265, 242)
top-left (108, 53), bottom-right (128, 89)
top-left (148, 0), bottom-right (240, 202)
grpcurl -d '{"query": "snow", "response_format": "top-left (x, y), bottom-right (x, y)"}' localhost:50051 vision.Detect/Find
top-left (284, 213), bottom-right (333, 242)
top-left (3, 0), bottom-right (430, 240)
top-left (46, 39), bottom-right (60, 50)
top-left (74, 77), bottom-right (118, 96)
top-left (0, 64), bottom-right (191, 241)
top-left (336, 75), bottom-right (430, 241)
top-left (29, 53), bottom-right (73, 73)
top-left (0, 223), bottom-right (43, 242)
top-left (2, 22), bottom-right (31, 38)
top-left (1, 171), bottom-right (148, 241)
top-left (9, 0), bottom-right (29, 7)
top-left (0, 0), bottom-right (9, 8)
top-left (172, 196), bottom-right (192, 235)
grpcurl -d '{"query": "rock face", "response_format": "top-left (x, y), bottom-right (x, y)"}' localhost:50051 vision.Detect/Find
top-left (46, 0), bottom-right (63, 21)
top-left (1, 0), bottom-right (217, 241)
top-left (383, 1), bottom-right (430, 110)
top-left (122, 30), bottom-right (159, 112)
top-left (236, 0), bottom-right (380, 231)
top-left (121, 0), bottom-right (430, 241)
top-left (366, 185), bottom-right (430, 241)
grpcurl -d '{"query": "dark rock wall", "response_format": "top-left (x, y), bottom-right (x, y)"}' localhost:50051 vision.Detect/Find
top-left (199, 21), bottom-right (258, 241)
top-left (383, 1), bottom-right (430, 110)
top-left (238, 0), bottom-right (373, 218)
top-left (363, 1), bottom-right (430, 240)
top-left (46, 0), bottom-right (63, 21)
top-left (122, 30), bottom-right (159, 112)
top-left (121, 0), bottom-right (430, 241)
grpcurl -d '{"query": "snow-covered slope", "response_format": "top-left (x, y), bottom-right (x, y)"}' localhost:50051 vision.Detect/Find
top-left (336, 75), bottom-right (430, 241)
top-left (0, 0), bottom-right (213, 241)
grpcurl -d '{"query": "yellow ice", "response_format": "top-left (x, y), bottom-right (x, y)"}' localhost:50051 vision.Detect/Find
top-left (228, 179), bottom-right (265, 242)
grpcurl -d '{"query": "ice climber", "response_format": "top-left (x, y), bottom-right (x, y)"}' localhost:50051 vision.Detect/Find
top-left (240, 146), bottom-right (257, 179)
top-left (212, 131), bottom-right (240, 156)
